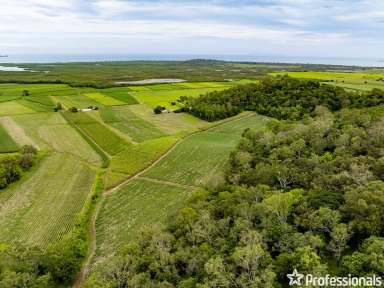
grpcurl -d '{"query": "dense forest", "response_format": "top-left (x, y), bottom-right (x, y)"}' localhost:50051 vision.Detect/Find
top-left (84, 79), bottom-right (384, 287)
top-left (182, 76), bottom-right (384, 121)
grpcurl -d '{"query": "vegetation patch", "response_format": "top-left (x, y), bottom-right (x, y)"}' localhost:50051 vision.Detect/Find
top-left (0, 101), bottom-right (35, 116)
top-left (129, 104), bottom-right (207, 134)
top-left (0, 153), bottom-right (96, 248)
top-left (110, 135), bottom-right (178, 177)
top-left (100, 106), bottom-right (166, 142)
top-left (0, 124), bottom-right (19, 153)
top-left (64, 111), bottom-right (128, 156)
top-left (95, 178), bottom-right (190, 258)
top-left (143, 115), bottom-right (267, 186)
top-left (101, 87), bottom-right (139, 104)
top-left (84, 93), bottom-right (125, 106)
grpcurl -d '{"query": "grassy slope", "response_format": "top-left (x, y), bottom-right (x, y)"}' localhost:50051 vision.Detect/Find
top-left (0, 153), bottom-right (96, 248)
top-left (129, 104), bottom-right (207, 134)
top-left (144, 114), bottom-right (268, 186)
top-left (13, 112), bottom-right (102, 165)
top-left (63, 111), bottom-right (129, 156)
top-left (131, 87), bottom-right (228, 109)
top-left (107, 135), bottom-right (179, 188)
top-left (95, 178), bottom-right (189, 258)
top-left (0, 124), bottom-right (19, 152)
top-left (100, 106), bottom-right (166, 143)
top-left (84, 93), bottom-right (126, 106)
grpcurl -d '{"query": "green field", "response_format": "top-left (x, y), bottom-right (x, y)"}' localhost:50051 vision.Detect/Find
top-left (95, 178), bottom-right (190, 258)
top-left (0, 101), bottom-right (35, 116)
top-left (129, 104), bottom-right (207, 134)
top-left (0, 124), bottom-right (19, 152)
top-left (85, 93), bottom-right (126, 106)
top-left (144, 114), bottom-right (268, 186)
top-left (331, 82), bottom-right (384, 91)
top-left (100, 106), bottom-right (166, 142)
top-left (63, 111), bottom-right (129, 156)
top-left (110, 135), bottom-right (178, 176)
top-left (0, 153), bottom-right (96, 248)
top-left (131, 87), bottom-right (227, 109)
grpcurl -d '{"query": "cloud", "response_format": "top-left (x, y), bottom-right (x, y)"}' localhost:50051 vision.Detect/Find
top-left (0, 0), bottom-right (383, 56)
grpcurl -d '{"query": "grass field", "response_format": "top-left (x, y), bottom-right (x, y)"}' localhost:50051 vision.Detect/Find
top-left (110, 135), bottom-right (178, 176)
top-left (64, 111), bottom-right (129, 156)
top-left (12, 113), bottom-right (67, 150)
top-left (131, 87), bottom-right (227, 109)
top-left (99, 87), bottom-right (138, 104)
top-left (129, 104), bottom-right (207, 134)
top-left (0, 124), bottom-right (19, 153)
top-left (100, 106), bottom-right (166, 142)
top-left (0, 153), bottom-right (96, 248)
top-left (331, 82), bottom-right (384, 91)
top-left (0, 101), bottom-right (35, 116)
top-left (144, 114), bottom-right (268, 186)
top-left (0, 117), bottom-right (36, 148)
top-left (95, 178), bottom-right (190, 258)
top-left (270, 71), bottom-right (384, 84)
top-left (85, 93), bottom-right (125, 106)
top-left (38, 124), bottom-right (102, 165)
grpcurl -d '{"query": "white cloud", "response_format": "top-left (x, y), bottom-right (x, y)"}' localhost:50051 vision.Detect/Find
top-left (0, 0), bottom-right (382, 56)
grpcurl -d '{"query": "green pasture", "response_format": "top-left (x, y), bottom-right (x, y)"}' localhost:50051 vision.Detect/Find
top-left (85, 93), bottom-right (125, 106)
top-left (270, 71), bottom-right (384, 84)
top-left (108, 135), bottom-right (178, 186)
top-left (100, 87), bottom-right (138, 104)
top-left (129, 104), bottom-right (207, 134)
top-left (95, 178), bottom-right (190, 258)
top-left (131, 88), bottom-right (222, 109)
top-left (331, 82), bottom-right (384, 92)
top-left (0, 101), bottom-right (35, 116)
top-left (0, 153), bottom-right (96, 248)
top-left (0, 124), bottom-right (19, 153)
top-left (144, 114), bottom-right (268, 186)
top-left (100, 106), bottom-right (165, 142)
top-left (64, 111), bottom-right (129, 156)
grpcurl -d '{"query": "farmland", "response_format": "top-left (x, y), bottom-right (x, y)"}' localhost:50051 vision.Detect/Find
top-left (270, 71), bottom-right (384, 91)
top-left (144, 113), bottom-right (268, 186)
top-left (1, 80), bottom-right (260, 261)
top-left (0, 124), bottom-right (18, 152)
top-left (1, 61), bottom-right (383, 288)
top-left (95, 178), bottom-right (189, 258)
top-left (0, 153), bottom-right (96, 248)
top-left (94, 113), bottom-right (268, 261)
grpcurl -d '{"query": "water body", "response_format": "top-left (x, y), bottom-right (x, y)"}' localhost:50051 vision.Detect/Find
top-left (0, 65), bottom-right (27, 71)
top-left (0, 54), bottom-right (383, 67)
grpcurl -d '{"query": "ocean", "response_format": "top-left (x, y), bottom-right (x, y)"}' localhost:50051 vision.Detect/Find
top-left (0, 54), bottom-right (383, 67)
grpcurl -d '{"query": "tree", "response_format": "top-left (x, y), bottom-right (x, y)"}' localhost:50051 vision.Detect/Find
top-left (342, 181), bottom-right (384, 235)
top-left (154, 105), bottom-right (166, 114)
top-left (329, 223), bottom-right (350, 262)
top-left (22, 90), bottom-right (30, 96)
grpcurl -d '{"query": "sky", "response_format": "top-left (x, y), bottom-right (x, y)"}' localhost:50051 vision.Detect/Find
top-left (0, 0), bottom-right (383, 58)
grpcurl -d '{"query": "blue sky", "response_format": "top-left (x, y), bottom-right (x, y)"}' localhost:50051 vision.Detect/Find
top-left (0, 0), bottom-right (383, 57)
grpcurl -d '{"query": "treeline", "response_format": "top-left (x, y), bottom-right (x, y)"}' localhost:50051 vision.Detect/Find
top-left (86, 107), bottom-right (384, 287)
top-left (0, 145), bottom-right (37, 189)
top-left (182, 76), bottom-right (384, 121)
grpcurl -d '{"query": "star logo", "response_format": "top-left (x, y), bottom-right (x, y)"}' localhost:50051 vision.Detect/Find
top-left (287, 269), bottom-right (304, 286)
